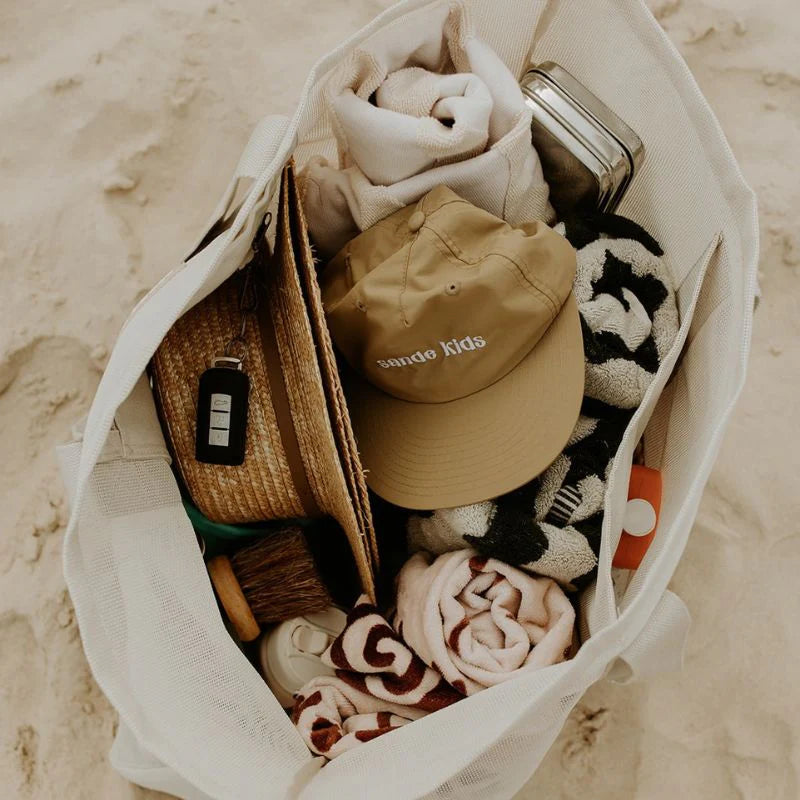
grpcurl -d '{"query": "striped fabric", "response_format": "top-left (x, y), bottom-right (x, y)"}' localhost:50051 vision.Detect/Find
top-left (546, 485), bottom-right (583, 526)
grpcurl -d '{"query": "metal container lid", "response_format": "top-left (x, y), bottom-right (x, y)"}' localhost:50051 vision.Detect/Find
top-left (527, 62), bottom-right (645, 173)
top-left (521, 63), bottom-right (645, 214)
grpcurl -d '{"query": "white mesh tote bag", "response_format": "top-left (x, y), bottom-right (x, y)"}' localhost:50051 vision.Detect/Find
top-left (57, 0), bottom-right (758, 798)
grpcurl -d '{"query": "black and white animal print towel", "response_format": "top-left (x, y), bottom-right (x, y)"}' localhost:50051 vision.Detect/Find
top-left (407, 214), bottom-right (679, 588)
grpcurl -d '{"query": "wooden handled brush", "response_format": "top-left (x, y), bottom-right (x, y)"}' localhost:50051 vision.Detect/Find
top-left (207, 528), bottom-right (332, 642)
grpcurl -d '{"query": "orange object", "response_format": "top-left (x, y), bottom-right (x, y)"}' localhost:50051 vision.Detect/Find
top-left (612, 465), bottom-right (662, 569)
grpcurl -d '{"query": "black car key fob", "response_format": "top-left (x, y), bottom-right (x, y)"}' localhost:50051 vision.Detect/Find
top-left (195, 357), bottom-right (249, 466)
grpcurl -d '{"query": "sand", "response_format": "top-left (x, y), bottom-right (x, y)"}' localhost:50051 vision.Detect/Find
top-left (0, 0), bottom-right (797, 797)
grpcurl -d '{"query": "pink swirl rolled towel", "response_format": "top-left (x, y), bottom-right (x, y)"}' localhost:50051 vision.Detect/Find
top-left (396, 551), bottom-right (576, 695)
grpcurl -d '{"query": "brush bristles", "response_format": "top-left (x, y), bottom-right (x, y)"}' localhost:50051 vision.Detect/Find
top-left (229, 528), bottom-right (331, 624)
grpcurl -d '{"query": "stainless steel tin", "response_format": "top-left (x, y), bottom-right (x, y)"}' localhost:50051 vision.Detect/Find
top-left (520, 62), bottom-right (645, 216)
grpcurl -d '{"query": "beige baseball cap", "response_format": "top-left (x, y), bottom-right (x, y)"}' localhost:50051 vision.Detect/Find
top-left (320, 185), bottom-right (584, 510)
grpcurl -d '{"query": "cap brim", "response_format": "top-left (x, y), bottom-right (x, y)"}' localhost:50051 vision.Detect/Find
top-left (344, 293), bottom-right (585, 510)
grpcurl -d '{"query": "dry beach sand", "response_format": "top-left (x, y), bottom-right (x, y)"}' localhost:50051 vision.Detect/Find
top-left (1, 0), bottom-right (798, 797)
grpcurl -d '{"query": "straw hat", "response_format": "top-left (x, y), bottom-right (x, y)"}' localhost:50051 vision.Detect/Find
top-left (151, 164), bottom-right (377, 597)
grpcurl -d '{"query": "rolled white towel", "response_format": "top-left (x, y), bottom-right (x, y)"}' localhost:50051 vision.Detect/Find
top-left (301, 3), bottom-right (552, 258)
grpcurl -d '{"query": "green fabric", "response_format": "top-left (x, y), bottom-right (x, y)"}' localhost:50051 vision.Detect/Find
top-left (181, 497), bottom-right (311, 557)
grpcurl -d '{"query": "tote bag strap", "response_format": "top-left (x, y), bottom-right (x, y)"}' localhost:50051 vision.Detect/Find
top-left (183, 115), bottom-right (293, 261)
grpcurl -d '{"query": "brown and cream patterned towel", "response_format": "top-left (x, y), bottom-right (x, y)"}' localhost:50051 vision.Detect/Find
top-left (292, 597), bottom-right (461, 760)
top-left (396, 551), bottom-right (576, 695)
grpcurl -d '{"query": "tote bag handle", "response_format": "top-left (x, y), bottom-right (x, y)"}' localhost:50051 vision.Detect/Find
top-left (183, 115), bottom-right (293, 261)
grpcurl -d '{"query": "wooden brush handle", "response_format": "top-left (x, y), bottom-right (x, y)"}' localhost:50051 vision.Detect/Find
top-left (207, 555), bottom-right (261, 642)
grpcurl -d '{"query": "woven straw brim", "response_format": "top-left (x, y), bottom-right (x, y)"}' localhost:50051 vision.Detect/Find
top-left (151, 164), bottom-right (376, 599)
top-left (285, 166), bottom-right (380, 576)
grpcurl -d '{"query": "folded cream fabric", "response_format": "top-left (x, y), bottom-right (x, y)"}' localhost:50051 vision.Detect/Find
top-left (395, 551), bottom-right (575, 696)
top-left (301, 2), bottom-right (553, 257)
top-left (292, 597), bottom-right (461, 760)
top-left (371, 67), bottom-right (493, 179)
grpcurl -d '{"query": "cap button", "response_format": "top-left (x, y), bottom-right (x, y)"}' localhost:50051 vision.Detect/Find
top-left (408, 211), bottom-right (425, 233)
